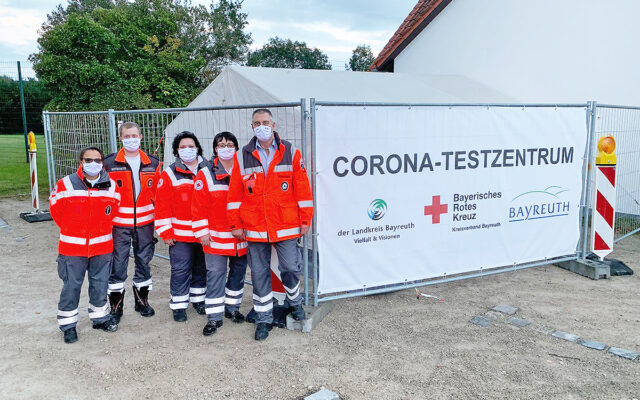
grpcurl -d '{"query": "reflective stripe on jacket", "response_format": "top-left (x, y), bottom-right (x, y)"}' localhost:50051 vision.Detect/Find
top-left (155, 158), bottom-right (208, 242)
top-left (192, 157), bottom-right (248, 255)
top-left (49, 167), bottom-right (121, 257)
top-left (226, 133), bottom-right (314, 243)
top-left (103, 149), bottom-right (160, 227)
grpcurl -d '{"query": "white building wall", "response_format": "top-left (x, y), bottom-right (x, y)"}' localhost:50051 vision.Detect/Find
top-left (394, 0), bottom-right (640, 105)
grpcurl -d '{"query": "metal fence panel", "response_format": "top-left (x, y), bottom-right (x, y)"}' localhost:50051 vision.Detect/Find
top-left (593, 104), bottom-right (640, 242)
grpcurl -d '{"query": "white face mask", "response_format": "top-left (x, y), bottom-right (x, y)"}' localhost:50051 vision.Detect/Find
top-left (83, 161), bottom-right (103, 177)
top-left (254, 125), bottom-right (272, 142)
top-left (178, 147), bottom-right (198, 163)
top-left (122, 137), bottom-right (141, 152)
top-left (217, 147), bottom-right (236, 161)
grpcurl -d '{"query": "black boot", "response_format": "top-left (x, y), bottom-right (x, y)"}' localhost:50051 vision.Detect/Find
top-left (289, 304), bottom-right (306, 321)
top-left (133, 286), bottom-right (155, 317)
top-left (63, 327), bottom-right (78, 344)
top-left (254, 322), bottom-right (272, 341)
top-left (192, 302), bottom-right (206, 315)
top-left (92, 315), bottom-right (118, 332)
top-left (224, 310), bottom-right (245, 323)
top-left (173, 309), bottom-right (187, 322)
top-left (108, 290), bottom-right (124, 324)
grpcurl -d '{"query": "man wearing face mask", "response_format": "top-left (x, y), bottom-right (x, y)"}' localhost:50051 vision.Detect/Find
top-left (155, 131), bottom-right (208, 321)
top-left (104, 121), bottom-right (161, 322)
top-left (49, 147), bottom-right (121, 343)
top-left (227, 109), bottom-right (314, 341)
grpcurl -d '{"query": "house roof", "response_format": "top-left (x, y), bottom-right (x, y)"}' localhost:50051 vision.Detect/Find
top-left (370, 0), bottom-right (452, 72)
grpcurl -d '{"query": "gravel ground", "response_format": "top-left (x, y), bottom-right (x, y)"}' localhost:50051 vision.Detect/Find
top-left (0, 198), bottom-right (639, 400)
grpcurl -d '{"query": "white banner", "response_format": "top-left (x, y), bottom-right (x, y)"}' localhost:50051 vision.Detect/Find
top-left (315, 105), bottom-right (588, 296)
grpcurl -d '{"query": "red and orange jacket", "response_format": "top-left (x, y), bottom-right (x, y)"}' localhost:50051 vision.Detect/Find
top-left (154, 158), bottom-right (209, 243)
top-left (103, 149), bottom-right (160, 228)
top-left (49, 167), bottom-right (121, 257)
top-left (192, 158), bottom-right (248, 256)
top-left (226, 133), bottom-right (313, 243)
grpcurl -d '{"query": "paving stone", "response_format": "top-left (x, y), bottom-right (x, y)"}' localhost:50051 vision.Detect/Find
top-left (484, 310), bottom-right (506, 321)
top-left (470, 315), bottom-right (492, 327)
top-left (531, 324), bottom-right (554, 335)
top-left (578, 339), bottom-right (607, 351)
top-left (507, 317), bottom-right (531, 327)
top-left (607, 347), bottom-right (639, 361)
top-left (305, 388), bottom-right (340, 400)
top-left (491, 305), bottom-right (518, 315)
top-left (552, 331), bottom-right (580, 342)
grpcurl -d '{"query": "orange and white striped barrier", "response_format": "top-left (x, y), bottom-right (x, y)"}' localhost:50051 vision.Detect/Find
top-left (590, 136), bottom-right (617, 260)
top-left (19, 132), bottom-right (51, 223)
top-left (27, 131), bottom-right (39, 211)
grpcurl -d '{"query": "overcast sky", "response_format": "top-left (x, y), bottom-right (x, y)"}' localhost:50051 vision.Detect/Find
top-left (0, 0), bottom-right (417, 72)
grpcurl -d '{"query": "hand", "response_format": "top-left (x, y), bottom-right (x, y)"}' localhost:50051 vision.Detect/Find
top-left (231, 228), bottom-right (245, 240)
top-left (163, 238), bottom-right (176, 246)
top-left (199, 236), bottom-right (211, 246)
top-left (300, 224), bottom-right (310, 236)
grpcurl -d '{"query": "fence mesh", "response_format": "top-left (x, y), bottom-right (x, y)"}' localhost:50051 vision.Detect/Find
top-left (593, 105), bottom-right (640, 242)
top-left (46, 103), bottom-right (305, 261)
top-left (0, 61), bottom-right (51, 198)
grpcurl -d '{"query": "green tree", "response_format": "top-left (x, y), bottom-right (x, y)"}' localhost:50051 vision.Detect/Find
top-left (247, 37), bottom-right (331, 70)
top-left (346, 45), bottom-right (375, 71)
top-left (31, 0), bottom-right (251, 111)
top-left (0, 76), bottom-right (51, 134)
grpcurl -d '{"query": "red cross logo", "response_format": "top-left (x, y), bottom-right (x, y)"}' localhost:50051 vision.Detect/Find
top-left (424, 195), bottom-right (448, 224)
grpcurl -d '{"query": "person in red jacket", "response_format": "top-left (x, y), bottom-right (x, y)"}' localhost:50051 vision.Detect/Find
top-left (192, 131), bottom-right (248, 336)
top-left (227, 109), bottom-right (314, 341)
top-left (50, 147), bottom-right (121, 343)
top-left (103, 122), bottom-right (161, 323)
top-left (155, 131), bottom-right (208, 322)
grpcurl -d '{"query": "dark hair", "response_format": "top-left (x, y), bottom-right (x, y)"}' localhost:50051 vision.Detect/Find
top-left (252, 108), bottom-right (272, 118)
top-left (212, 131), bottom-right (239, 156)
top-left (79, 146), bottom-right (104, 161)
top-left (118, 121), bottom-right (141, 137)
top-left (172, 131), bottom-right (203, 157)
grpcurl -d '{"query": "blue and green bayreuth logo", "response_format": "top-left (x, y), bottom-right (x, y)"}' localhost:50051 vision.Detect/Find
top-left (367, 199), bottom-right (388, 220)
top-left (509, 186), bottom-right (570, 222)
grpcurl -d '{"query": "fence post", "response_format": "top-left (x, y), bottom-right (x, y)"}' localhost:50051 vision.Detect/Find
top-left (42, 111), bottom-right (53, 193)
top-left (108, 109), bottom-right (118, 154)
top-left (310, 98), bottom-right (319, 306)
top-left (17, 61), bottom-right (29, 163)
top-left (580, 101), bottom-right (597, 259)
top-left (300, 98), bottom-right (310, 306)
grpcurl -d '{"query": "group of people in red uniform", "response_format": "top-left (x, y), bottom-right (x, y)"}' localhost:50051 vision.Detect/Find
top-left (50, 109), bottom-right (314, 343)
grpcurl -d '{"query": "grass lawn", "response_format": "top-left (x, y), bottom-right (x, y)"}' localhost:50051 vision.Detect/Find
top-left (0, 134), bottom-right (50, 199)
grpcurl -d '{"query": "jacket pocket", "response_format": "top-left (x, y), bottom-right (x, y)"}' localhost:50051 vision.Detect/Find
top-left (57, 255), bottom-right (68, 281)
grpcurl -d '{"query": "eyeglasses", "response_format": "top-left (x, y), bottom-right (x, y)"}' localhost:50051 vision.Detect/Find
top-left (216, 143), bottom-right (236, 149)
top-left (82, 158), bottom-right (103, 163)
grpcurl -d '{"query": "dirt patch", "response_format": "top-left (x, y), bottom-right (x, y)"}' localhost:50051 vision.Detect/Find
top-left (1, 199), bottom-right (639, 399)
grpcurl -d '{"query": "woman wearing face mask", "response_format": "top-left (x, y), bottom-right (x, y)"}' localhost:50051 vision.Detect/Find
top-left (191, 131), bottom-right (248, 336)
top-left (49, 147), bottom-right (121, 343)
top-left (155, 131), bottom-right (209, 322)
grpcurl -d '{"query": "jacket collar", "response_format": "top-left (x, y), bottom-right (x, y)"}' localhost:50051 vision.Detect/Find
top-left (175, 156), bottom-right (207, 175)
top-left (114, 148), bottom-right (151, 165)
top-left (212, 157), bottom-right (232, 178)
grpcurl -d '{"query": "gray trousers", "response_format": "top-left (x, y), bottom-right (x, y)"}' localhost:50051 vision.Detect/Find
top-left (109, 224), bottom-right (154, 293)
top-left (168, 241), bottom-right (206, 310)
top-left (247, 238), bottom-right (303, 324)
top-left (57, 253), bottom-right (111, 331)
top-left (204, 253), bottom-right (247, 322)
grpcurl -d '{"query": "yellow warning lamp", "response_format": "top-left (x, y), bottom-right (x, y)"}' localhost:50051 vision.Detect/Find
top-left (27, 131), bottom-right (37, 152)
top-left (595, 136), bottom-right (616, 165)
